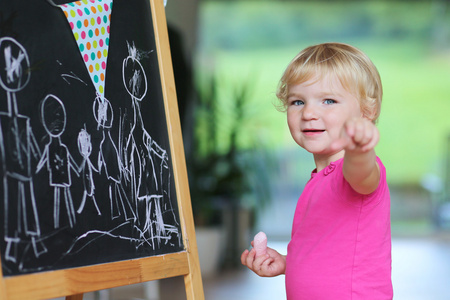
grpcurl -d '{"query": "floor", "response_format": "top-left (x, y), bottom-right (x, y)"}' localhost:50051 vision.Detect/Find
top-left (200, 236), bottom-right (450, 300)
top-left (68, 233), bottom-right (450, 300)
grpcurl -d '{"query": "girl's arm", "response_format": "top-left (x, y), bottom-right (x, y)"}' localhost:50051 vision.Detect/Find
top-left (339, 117), bottom-right (381, 195)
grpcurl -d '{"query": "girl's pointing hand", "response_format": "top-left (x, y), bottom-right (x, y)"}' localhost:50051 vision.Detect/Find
top-left (332, 117), bottom-right (379, 153)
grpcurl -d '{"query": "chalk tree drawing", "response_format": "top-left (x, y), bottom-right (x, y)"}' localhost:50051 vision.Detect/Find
top-left (0, 37), bottom-right (46, 263)
top-left (76, 126), bottom-right (101, 216)
top-left (36, 94), bottom-right (80, 229)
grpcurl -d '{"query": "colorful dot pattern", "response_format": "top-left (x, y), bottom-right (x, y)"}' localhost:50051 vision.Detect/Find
top-left (60, 0), bottom-right (113, 99)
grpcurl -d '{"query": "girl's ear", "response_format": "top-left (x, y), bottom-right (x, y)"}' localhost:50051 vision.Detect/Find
top-left (360, 103), bottom-right (377, 123)
top-left (362, 111), bottom-right (373, 120)
top-left (360, 96), bottom-right (379, 123)
top-left (362, 111), bottom-right (377, 123)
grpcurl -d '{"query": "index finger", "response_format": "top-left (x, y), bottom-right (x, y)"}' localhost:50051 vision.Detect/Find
top-left (331, 133), bottom-right (351, 152)
top-left (246, 248), bottom-right (259, 268)
top-left (241, 249), bottom-right (249, 266)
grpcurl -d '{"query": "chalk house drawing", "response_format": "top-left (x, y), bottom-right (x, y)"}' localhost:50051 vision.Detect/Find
top-left (36, 94), bottom-right (80, 229)
top-left (0, 37), bottom-right (46, 263)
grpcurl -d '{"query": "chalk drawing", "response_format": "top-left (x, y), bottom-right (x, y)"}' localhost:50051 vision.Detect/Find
top-left (1, 2), bottom-right (183, 275)
top-left (76, 126), bottom-right (101, 215)
top-left (122, 41), bottom-right (180, 249)
top-left (36, 94), bottom-right (80, 229)
top-left (93, 95), bottom-right (136, 221)
top-left (0, 37), bottom-right (47, 263)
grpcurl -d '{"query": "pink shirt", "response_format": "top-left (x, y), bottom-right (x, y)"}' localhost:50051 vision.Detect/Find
top-left (285, 157), bottom-right (392, 299)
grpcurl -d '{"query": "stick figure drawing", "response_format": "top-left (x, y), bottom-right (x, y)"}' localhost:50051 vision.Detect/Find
top-left (36, 94), bottom-right (79, 229)
top-left (76, 126), bottom-right (101, 215)
top-left (122, 41), bottom-right (150, 202)
top-left (93, 95), bottom-right (136, 221)
top-left (0, 37), bottom-right (46, 262)
top-left (122, 41), bottom-right (179, 248)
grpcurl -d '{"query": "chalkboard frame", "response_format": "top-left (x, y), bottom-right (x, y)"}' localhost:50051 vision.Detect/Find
top-left (0, 0), bottom-right (204, 299)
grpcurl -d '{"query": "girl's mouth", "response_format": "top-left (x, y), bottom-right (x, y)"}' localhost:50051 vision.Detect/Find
top-left (302, 129), bottom-right (325, 136)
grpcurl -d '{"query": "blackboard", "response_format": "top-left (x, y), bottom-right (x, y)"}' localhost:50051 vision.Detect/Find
top-left (0, 0), bottom-right (203, 299)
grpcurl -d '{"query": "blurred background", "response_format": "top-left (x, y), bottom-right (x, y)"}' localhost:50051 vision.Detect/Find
top-left (69, 0), bottom-right (450, 299)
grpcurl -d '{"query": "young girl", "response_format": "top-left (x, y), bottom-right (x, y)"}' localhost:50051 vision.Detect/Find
top-left (241, 43), bottom-right (393, 299)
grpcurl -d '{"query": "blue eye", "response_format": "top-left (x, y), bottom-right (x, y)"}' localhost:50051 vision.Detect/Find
top-left (324, 99), bottom-right (336, 104)
top-left (291, 100), bottom-right (304, 106)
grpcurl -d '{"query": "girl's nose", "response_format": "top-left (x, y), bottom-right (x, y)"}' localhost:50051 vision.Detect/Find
top-left (302, 103), bottom-right (318, 120)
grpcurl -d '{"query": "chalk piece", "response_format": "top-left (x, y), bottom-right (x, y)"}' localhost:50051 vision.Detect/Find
top-left (253, 231), bottom-right (267, 257)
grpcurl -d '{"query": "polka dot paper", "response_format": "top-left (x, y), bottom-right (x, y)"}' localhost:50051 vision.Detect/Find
top-left (59, 0), bottom-right (113, 100)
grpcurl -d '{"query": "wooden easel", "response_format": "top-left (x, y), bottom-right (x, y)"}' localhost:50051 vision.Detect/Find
top-left (0, 0), bottom-right (204, 299)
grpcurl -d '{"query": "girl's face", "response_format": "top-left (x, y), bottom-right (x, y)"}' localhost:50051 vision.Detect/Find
top-left (287, 74), bottom-right (362, 160)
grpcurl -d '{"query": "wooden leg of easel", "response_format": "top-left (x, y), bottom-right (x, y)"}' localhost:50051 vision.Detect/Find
top-left (66, 293), bottom-right (83, 300)
top-left (0, 260), bottom-right (8, 300)
top-left (184, 271), bottom-right (205, 300)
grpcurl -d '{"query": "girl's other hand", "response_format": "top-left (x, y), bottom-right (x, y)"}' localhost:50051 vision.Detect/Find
top-left (240, 242), bottom-right (286, 277)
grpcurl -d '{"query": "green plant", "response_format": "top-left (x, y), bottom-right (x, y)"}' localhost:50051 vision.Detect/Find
top-left (187, 71), bottom-right (273, 226)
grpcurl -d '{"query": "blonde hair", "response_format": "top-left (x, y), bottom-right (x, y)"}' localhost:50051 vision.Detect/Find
top-left (276, 43), bottom-right (382, 122)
